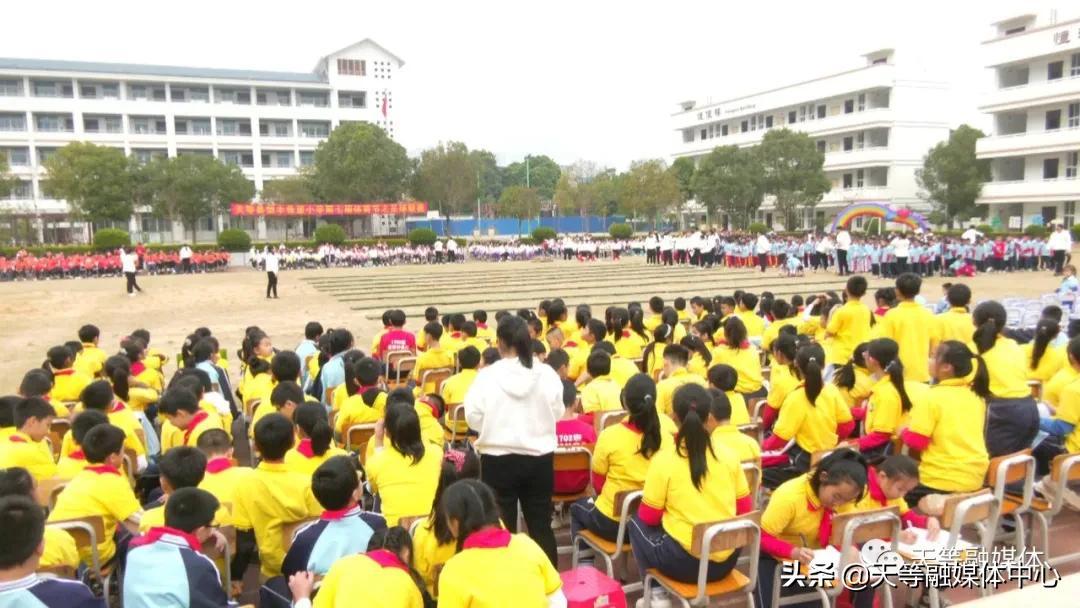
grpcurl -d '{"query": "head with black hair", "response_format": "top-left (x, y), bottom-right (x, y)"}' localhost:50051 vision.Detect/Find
top-left (946, 284), bottom-right (971, 308)
top-left (706, 364), bottom-right (738, 393)
top-left (583, 318), bottom-right (606, 345)
top-left (13, 398), bottom-right (53, 441)
top-left (328, 329), bottom-right (354, 356)
top-left (808, 448), bottom-right (868, 510)
top-left (254, 413), bottom-right (295, 461)
top-left (77, 324), bottom-right (100, 345)
top-left (662, 344), bottom-right (690, 373)
top-left (44, 345), bottom-right (74, 371)
top-left (846, 275), bottom-right (868, 299)
top-left (496, 315), bottom-right (533, 369)
top-left (931, 340), bottom-right (990, 399)
top-left (863, 339), bottom-right (913, 411)
top-left (424, 322), bottom-right (443, 344)
top-left (164, 487), bottom-right (220, 540)
top-left (71, 410), bottom-right (109, 448)
top-left (294, 402), bottom-right (333, 457)
top-left (671, 384), bottom-right (716, 490)
top-left (546, 349), bottom-right (570, 378)
top-left (304, 321), bottom-right (324, 341)
top-left (586, 351), bottom-right (612, 379)
top-left (481, 347), bottom-right (501, 367)
top-left (195, 428), bottom-right (232, 460)
top-left (870, 454), bottom-right (922, 501)
top-left (385, 401), bottom-right (425, 464)
top-left (874, 288), bottom-right (896, 310)
top-left (17, 369), bottom-right (52, 400)
top-left (103, 355), bottom-right (132, 402)
top-left (708, 387), bottom-right (732, 424)
top-left (341, 350), bottom-right (369, 397)
top-left (680, 335), bottom-right (712, 368)
top-left (449, 313), bottom-right (467, 333)
top-left (245, 355), bottom-right (270, 377)
top-left (270, 351), bottom-right (301, 383)
top-left (424, 306), bottom-right (439, 323)
top-left (158, 446), bottom-right (207, 493)
top-left (82, 424), bottom-right (127, 465)
top-left (971, 300), bottom-right (1007, 355)
top-left (575, 305), bottom-right (592, 331)
top-left (80, 380), bottom-right (115, 412)
top-left (441, 479), bottom-right (501, 551)
top-left (270, 381), bottom-right (304, 419)
top-left (833, 342), bottom-right (869, 391)
top-left (0, 467), bottom-right (34, 500)
top-left (895, 273), bottom-right (921, 300)
top-left (661, 307), bottom-right (679, 328)
top-left (739, 292), bottom-right (758, 312)
top-left (1030, 318), bottom-right (1061, 371)
top-left (158, 387), bottom-right (201, 429)
top-left (771, 299), bottom-right (791, 321)
top-left (0, 495), bottom-right (46, 571)
top-left (648, 296), bottom-right (664, 314)
top-left (794, 342), bottom-right (826, 405)
top-left (722, 315), bottom-right (748, 350)
top-left (312, 455), bottom-right (360, 511)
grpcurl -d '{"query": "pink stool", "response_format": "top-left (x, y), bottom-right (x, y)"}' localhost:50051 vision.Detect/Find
top-left (561, 566), bottom-right (627, 608)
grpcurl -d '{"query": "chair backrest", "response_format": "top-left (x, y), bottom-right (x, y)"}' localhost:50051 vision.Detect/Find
top-left (48, 516), bottom-right (104, 554)
top-left (595, 410), bottom-right (627, 434)
top-left (420, 368), bottom-right (453, 392)
top-left (986, 450), bottom-right (1035, 510)
top-left (281, 518), bottom-right (317, 553)
top-left (810, 447), bottom-right (838, 467)
top-left (386, 351), bottom-right (416, 375)
top-left (631, 357), bottom-right (644, 372)
top-left (690, 511), bottom-right (761, 555)
top-left (746, 397), bottom-right (765, 421)
top-left (1028, 380), bottom-right (1042, 400)
top-left (35, 478), bottom-right (67, 509)
top-left (122, 448), bottom-right (138, 488)
top-left (1051, 452), bottom-right (1080, 484)
top-left (738, 423), bottom-right (760, 443)
top-left (741, 461), bottom-right (761, 509)
top-left (346, 424), bottom-right (377, 460)
top-left (613, 490), bottom-right (643, 519)
top-left (553, 446), bottom-right (592, 473)
top-left (940, 489), bottom-right (996, 529)
top-left (48, 420), bottom-right (71, 459)
top-left (828, 507), bottom-right (900, 546)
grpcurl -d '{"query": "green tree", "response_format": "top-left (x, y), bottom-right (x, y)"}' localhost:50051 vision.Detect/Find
top-left (691, 145), bottom-right (765, 229)
top-left (41, 142), bottom-right (134, 222)
top-left (470, 149), bottom-right (503, 203)
top-left (587, 169), bottom-right (622, 220)
top-left (261, 175), bottom-right (314, 202)
top-left (0, 154), bottom-right (13, 199)
top-left (503, 155), bottom-right (561, 200)
top-left (411, 141), bottom-right (479, 218)
top-left (498, 185), bottom-right (541, 235)
top-left (309, 123), bottom-right (410, 202)
top-left (758, 129), bottom-right (830, 230)
top-left (670, 156), bottom-right (696, 202)
top-left (140, 155), bottom-right (255, 242)
top-left (619, 159), bottom-right (680, 228)
top-left (916, 124), bottom-right (991, 228)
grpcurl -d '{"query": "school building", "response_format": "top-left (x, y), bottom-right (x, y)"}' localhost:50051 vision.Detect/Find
top-left (670, 49), bottom-right (951, 231)
top-left (0, 39), bottom-right (404, 244)
top-left (975, 12), bottom-right (1080, 230)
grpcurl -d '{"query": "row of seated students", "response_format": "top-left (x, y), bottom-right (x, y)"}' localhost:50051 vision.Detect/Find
top-left (2, 270), bottom-right (1079, 606)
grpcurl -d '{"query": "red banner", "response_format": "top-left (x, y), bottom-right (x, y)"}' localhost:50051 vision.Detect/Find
top-left (229, 202), bottom-right (428, 217)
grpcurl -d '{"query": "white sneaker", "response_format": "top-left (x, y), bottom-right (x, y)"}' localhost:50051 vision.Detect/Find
top-left (634, 589), bottom-right (672, 608)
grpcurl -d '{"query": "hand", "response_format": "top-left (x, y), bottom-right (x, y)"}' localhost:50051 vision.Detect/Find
top-left (791, 547), bottom-right (815, 565)
top-left (289, 571), bottom-right (315, 601)
top-left (899, 529), bottom-right (917, 544)
top-left (925, 517), bottom-right (942, 541)
top-left (230, 581), bottom-right (243, 599)
top-left (210, 529), bottom-right (227, 553)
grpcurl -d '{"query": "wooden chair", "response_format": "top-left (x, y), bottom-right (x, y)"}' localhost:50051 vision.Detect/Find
top-left (553, 446), bottom-right (594, 505)
top-left (35, 478), bottom-right (67, 509)
top-left (641, 512), bottom-right (761, 607)
top-left (48, 419), bottom-right (70, 460)
top-left (443, 402), bottom-right (467, 443)
top-left (595, 410), bottom-right (628, 434)
top-left (742, 461), bottom-right (762, 510)
top-left (419, 368), bottom-right (453, 395)
top-left (201, 525), bottom-right (235, 595)
top-left (346, 423), bottom-right (377, 465)
top-left (49, 516), bottom-right (112, 605)
top-left (631, 357), bottom-right (644, 372)
top-left (386, 352), bottom-right (417, 388)
top-left (985, 450), bottom-right (1036, 552)
top-left (571, 490), bottom-right (643, 593)
top-left (281, 518), bottom-right (318, 554)
top-left (1015, 452), bottom-right (1080, 566)
top-left (1028, 380), bottom-right (1042, 400)
top-left (810, 447), bottom-right (841, 467)
top-left (914, 490), bottom-right (1000, 608)
top-left (243, 398), bottom-right (262, 420)
top-left (738, 422), bottom-right (761, 444)
top-left (824, 508), bottom-right (902, 608)
top-left (761, 366), bottom-right (771, 382)
top-left (121, 447), bottom-right (139, 488)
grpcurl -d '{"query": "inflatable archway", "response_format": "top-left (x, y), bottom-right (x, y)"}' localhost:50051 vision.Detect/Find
top-left (828, 202), bottom-right (930, 232)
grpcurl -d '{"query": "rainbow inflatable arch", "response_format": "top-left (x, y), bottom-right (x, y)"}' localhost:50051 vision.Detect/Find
top-left (828, 201), bottom-right (930, 232)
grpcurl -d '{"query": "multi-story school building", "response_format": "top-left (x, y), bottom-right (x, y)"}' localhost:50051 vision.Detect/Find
top-left (975, 12), bottom-right (1080, 230)
top-left (670, 49), bottom-right (951, 231)
top-left (0, 39), bottom-right (404, 244)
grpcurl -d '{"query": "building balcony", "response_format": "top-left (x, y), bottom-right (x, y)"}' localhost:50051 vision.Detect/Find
top-left (980, 74), bottom-right (1080, 113)
top-left (820, 185), bottom-right (891, 204)
top-left (977, 177), bottom-right (1080, 205)
top-left (981, 18), bottom-right (1080, 69)
top-left (823, 146), bottom-right (892, 170)
top-left (976, 126), bottom-right (1080, 159)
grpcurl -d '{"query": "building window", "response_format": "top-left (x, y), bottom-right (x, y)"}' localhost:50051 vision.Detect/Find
top-left (788, 110), bottom-right (796, 124)
top-left (37, 148), bottom-right (58, 165)
top-left (843, 136), bottom-right (854, 151)
top-left (1067, 152), bottom-right (1078, 178)
top-left (31, 80), bottom-right (73, 98)
top-left (858, 93), bottom-right (866, 111)
top-left (682, 129), bottom-right (693, 143)
top-left (1069, 103), bottom-right (1079, 129)
top-left (34, 114), bottom-right (74, 132)
top-left (817, 140), bottom-right (826, 153)
top-left (0, 113), bottom-right (26, 131)
top-left (1066, 201), bottom-right (1076, 227)
top-left (698, 128), bottom-right (706, 140)
top-left (740, 120), bottom-right (748, 133)
top-left (844, 99), bottom-right (854, 114)
top-left (130, 116), bottom-right (166, 135)
top-left (1045, 158), bottom-right (1060, 179)
top-left (217, 119), bottom-right (252, 137)
top-left (856, 169), bottom-right (865, 187)
top-left (0, 79), bottom-right (21, 96)
top-left (215, 87), bottom-right (251, 104)
top-left (256, 89), bottom-right (291, 106)
top-left (338, 91), bottom-right (366, 108)
top-left (765, 115), bottom-right (773, 128)
top-left (843, 173), bottom-right (853, 189)
top-left (336, 58), bottom-right (366, 76)
top-left (1048, 60), bottom-right (1064, 81)
top-left (816, 105), bottom-right (826, 119)
top-left (297, 91), bottom-right (329, 107)
top-left (2, 147), bottom-right (29, 166)
top-left (128, 83), bottom-right (167, 101)
top-left (1047, 109), bottom-right (1062, 131)
top-left (299, 150), bottom-right (315, 167)
top-left (720, 124), bottom-right (728, 136)
top-left (220, 150), bottom-right (254, 167)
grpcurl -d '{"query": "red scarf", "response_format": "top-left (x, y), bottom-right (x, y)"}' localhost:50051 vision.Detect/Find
top-left (622, 330), bottom-right (631, 338)
top-left (366, 548), bottom-right (409, 572)
top-left (296, 438), bottom-right (315, 458)
top-left (476, 323), bottom-right (488, 329)
top-left (131, 361), bottom-right (146, 376)
top-left (865, 467), bottom-right (887, 507)
top-left (86, 464), bottom-right (121, 476)
top-left (53, 369), bottom-right (74, 377)
top-left (205, 457), bottom-right (232, 474)
top-left (8, 435), bottom-right (26, 443)
top-left (130, 526), bottom-right (202, 552)
top-left (621, 421), bottom-right (641, 433)
top-left (69, 449), bottom-right (86, 460)
top-left (182, 411), bottom-right (209, 445)
top-left (110, 401), bottom-right (127, 413)
top-left (321, 505), bottom-right (358, 521)
top-left (463, 526), bottom-right (512, 549)
top-left (809, 499), bottom-right (836, 548)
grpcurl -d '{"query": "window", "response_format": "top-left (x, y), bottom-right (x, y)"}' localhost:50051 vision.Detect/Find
top-left (297, 91), bottom-right (329, 107)
top-left (3, 147), bottom-right (29, 166)
top-left (198, 216), bottom-right (215, 232)
top-left (858, 93), bottom-right (866, 111)
top-left (256, 89), bottom-right (290, 106)
top-left (261, 151), bottom-right (293, 168)
top-left (338, 91), bottom-right (366, 108)
top-left (298, 121), bottom-right (329, 138)
top-left (31, 80), bottom-right (73, 98)
top-left (843, 136), bottom-right (853, 151)
top-left (129, 116), bottom-right (166, 135)
top-left (83, 115), bottom-right (122, 133)
top-left (1045, 158), bottom-right (1060, 179)
top-left (0, 79), bottom-right (21, 96)
top-left (37, 148), bottom-right (57, 165)
top-left (7, 180), bottom-right (31, 199)
top-left (80, 84), bottom-right (97, 98)
top-left (856, 169), bottom-right (865, 188)
top-left (1047, 109), bottom-right (1062, 131)
top-left (299, 150), bottom-right (315, 167)
top-left (740, 120), bottom-right (748, 133)
top-left (799, 106), bottom-right (806, 122)
top-left (217, 119), bottom-right (252, 136)
top-left (1004, 25), bottom-right (1026, 35)
top-left (817, 140), bottom-right (826, 153)
top-left (216, 88), bottom-right (251, 104)
top-left (1066, 201), bottom-right (1076, 227)
top-left (0, 113), bottom-right (26, 131)
top-left (1048, 61), bottom-right (1064, 81)
top-left (1067, 152), bottom-right (1078, 178)
top-left (843, 173), bottom-right (853, 188)
top-left (220, 150), bottom-right (254, 167)
top-left (34, 114), bottom-right (73, 132)
top-left (336, 58), bottom-right (366, 76)
top-left (129, 83), bottom-right (166, 101)
top-left (700, 128), bottom-right (707, 140)
top-left (856, 132), bottom-right (865, 149)
top-left (844, 99), bottom-right (854, 114)
top-left (788, 110), bottom-right (796, 124)
top-left (682, 129), bottom-right (694, 143)
top-left (765, 115), bottom-right (773, 128)
top-left (178, 87), bottom-right (211, 103)
top-left (721, 124), bottom-right (728, 136)
top-left (817, 105), bottom-right (826, 119)
top-left (260, 121), bottom-right (291, 137)
top-left (102, 83), bottom-right (119, 99)
top-left (1072, 53), bottom-right (1080, 77)
top-left (1069, 103), bottom-right (1079, 128)
top-left (83, 117), bottom-right (99, 132)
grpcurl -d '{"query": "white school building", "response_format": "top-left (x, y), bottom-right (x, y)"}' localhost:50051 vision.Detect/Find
top-left (671, 49), bottom-right (951, 231)
top-left (0, 39), bottom-right (403, 244)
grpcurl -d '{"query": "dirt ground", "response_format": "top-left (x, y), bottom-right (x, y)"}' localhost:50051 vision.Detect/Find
top-left (0, 257), bottom-right (1068, 390)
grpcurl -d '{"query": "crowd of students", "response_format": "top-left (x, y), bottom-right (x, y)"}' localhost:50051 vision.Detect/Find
top-left (0, 246), bottom-right (229, 281)
top-left (0, 272), bottom-right (1077, 607)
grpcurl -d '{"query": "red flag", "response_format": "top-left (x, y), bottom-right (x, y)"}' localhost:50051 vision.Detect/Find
top-left (381, 93), bottom-right (388, 118)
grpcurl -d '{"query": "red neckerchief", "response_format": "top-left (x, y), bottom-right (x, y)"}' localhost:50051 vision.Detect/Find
top-left (9, 434), bottom-right (26, 443)
top-left (420, 399), bottom-right (440, 418)
top-left (110, 401), bottom-right (127, 413)
top-left (356, 384), bottom-right (380, 393)
top-left (53, 369), bottom-right (75, 377)
top-left (133, 526), bottom-right (203, 552)
top-left (69, 449), bottom-right (86, 460)
top-left (477, 323), bottom-right (488, 329)
top-left (86, 464), bottom-right (121, 476)
top-left (366, 548), bottom-right (409, 572)
top-left (621, 421), bottom-right (641, 433)
top-left (296, 438), bottom-right (315, 458)
top-left (463, 526), bottom-right (512, 549)
top-left (321, 505), bottom-right (359, 521)
top-left (808, 498), bottom-right (835, 548)
top-left (874, 307), bottom-right (889, 316)
top-left (866, 467), bottom-right (887, 507)
top-left (564, 340), bottom-right (578, 348)
top-left (451, 331), bottom-right (463, 339)
top-left (131, 361), bottom-right (146, 376)
top-left (622, 330), bottom-right (631, 338)
top-left (182, 410), bottom-right (209, 445)
top-left (205, 457), bottom-right (232, 474)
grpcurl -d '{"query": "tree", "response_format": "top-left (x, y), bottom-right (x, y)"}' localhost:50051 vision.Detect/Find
top-left (692, 146), bottom-right (765, 229)
top-left (758, 129), bottom-right (830, 230)
top-left (411, 141), bottom-right (479, 217)
top-left (140, 155), bottom-right (255, 242)
top-left (619, 159), bottom-right (680, 228)
top-left (670, 156), bottom-right (696, 202)
top-left (916, 124), bottom-right (991, 228)
top-left (470, 149), bottom-right (503, 204)
top-left (0, 154), bottom-right (13, 199)
top-left (503, 155), bottom-right (561, 200)
top-left (498, 185), bottom-right (541, 235)
top-left (41, 142), bottom-right (134, 222)
top-left (261, 175), bottom-right (314, 202)
top-left (309, 122), bottom-right (410, 202)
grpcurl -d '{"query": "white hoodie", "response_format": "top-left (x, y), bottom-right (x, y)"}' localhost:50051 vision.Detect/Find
top-left (464, 357), bottom-right (564, 456)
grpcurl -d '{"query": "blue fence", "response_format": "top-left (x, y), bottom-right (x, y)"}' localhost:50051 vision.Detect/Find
top-left (406, 215), bottom-right (643, 237)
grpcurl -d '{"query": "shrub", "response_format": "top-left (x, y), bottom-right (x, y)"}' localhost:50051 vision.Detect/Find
top-left (1072, 224), bottom-right (1080, 243)
top-left (976, 224), bottom-right (995, 236)
top-left (862, 219), bottom-right (881, 235)
top-left (748, 222), bottom-right (768, 235)
top-left (1023, 224), bottom-right (1047, 237)
top-left (92, 228), bottom-right (130, 250)
top-left (408, 227), bottom-right (438, 246)
top-left (216, 228), bottom-right (252, 252)
top-left (531, 226), bottom-right (557, 242)
top-left (609, 223), bottom-right (634, 239)
top-left (313, 223), bottom-right (346, 245)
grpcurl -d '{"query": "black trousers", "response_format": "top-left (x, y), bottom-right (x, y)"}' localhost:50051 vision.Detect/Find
top-left (837, 249), bottom-right (849, 275)
top-left (480, 452), bottom-right (557, 566)
top-left (758, 253), bottom-right (768, 272)
top-left (985, 396), bottom-right (1039, 458)
top-left (1054, 250), bottom-right (1067, 274)
top-left (182, 258), bottom-right (191, 273)
top-left (125, 271), bottom-right (141, 293)
top-left (266, 271), bottom-right (278, 298)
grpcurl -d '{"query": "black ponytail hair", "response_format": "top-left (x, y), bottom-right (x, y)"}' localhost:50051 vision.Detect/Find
top-left (294, 402), bottom-right (332, 456)
top-left (833, 342), bottom-right (869, 391)
top-left (628, 308), bottom-right (650, 341)
top-left (867, 338), bottom-right (913, 412)
top-left (497, 315), bottom-right (533, 369)
top-left (936, 340), bottom-right (991, 400)
top-left (680, 335), bottom-right (712, 367)
top-left (771, 332), bottom-right (798, 367)
top-left (385, 400), bottom-right (425, 464)
top-left (1030, 318), bottom-right (1060, 370)
top-left (722, 316), bottom-right (747, 349)
top-left (808, 448), bottom-right (868, 500)
top-left (442, 479), bottom-right (502, 551)
top-left (622, 374), bottom-right (662, 459)
top-left (794, 343), bottom-right (825, 405)
top-left (341, 350), bottom-right (366, 397)
top-left (610, 308), bottom-right (630, 343)
top-left (431, 451), bottom-right (481, 545)
top-left (104, 355), bottom-right (131, 402)
top-left (971, 301), bottom-right (1006, 355)
top-left (643, 323), bottom-right (673, 372)
top-left (671, 383), bottom-right (716, 490)
top-left (1068, 336), bottom-right (1080, 368)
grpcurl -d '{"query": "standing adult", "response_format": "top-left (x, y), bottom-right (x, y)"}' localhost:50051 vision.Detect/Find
top-left (464, 315), bottom-right (564, 566)
top-left (835, 228), bottom-right (852, 276)
top-left (890, 233), bottom-right (911, 275)
top-left (644, 232), bottom-right (658, 264)
top-left (755, 232), bottom-right (770, 273)
top-left (179, 244), bottom-right (193, 274)
top-left (121, 248), bottom-right (142, 296)
top-left (264, 247), bottom-right (279, 299)
top-left (446, 237), bottom-right (459, 263)
top-left (1049, 222), bottom-right (1072, 276)
top-left (433, 239), bottom-right (444, 264)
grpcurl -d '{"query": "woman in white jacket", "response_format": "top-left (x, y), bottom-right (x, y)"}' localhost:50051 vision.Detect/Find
top-left (464, 315), bottom-right (564, 566)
